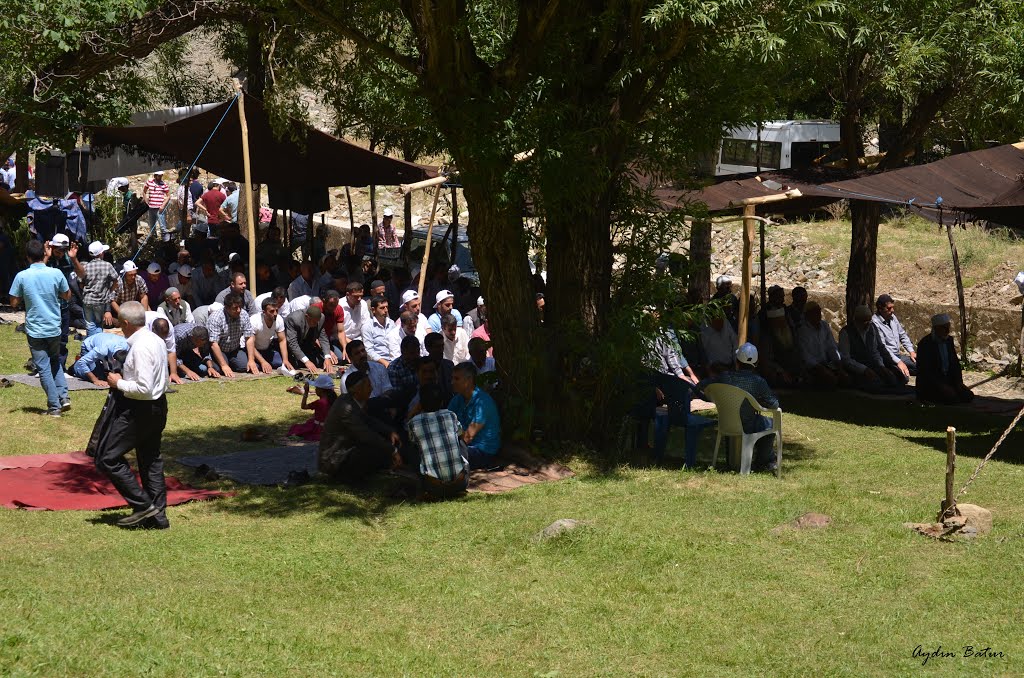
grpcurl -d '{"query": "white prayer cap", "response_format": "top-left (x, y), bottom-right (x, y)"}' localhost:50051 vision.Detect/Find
top-left (383, 207), bottom-right (394, 217)
top-left (932, 313), bottom-right (952, 327)
top-left (716, 275), bottom-right (732, 286)
top-left (435, 289), bottom-right (454, 307)
top-left (88, 241), bottom-right (109, 257)
top-left (477, 296), bottom-right (484, 307)
top-left (401, 290), bottom-right (419, 307)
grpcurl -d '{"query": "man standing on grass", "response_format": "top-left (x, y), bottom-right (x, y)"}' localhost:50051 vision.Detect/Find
top-left (92, 301), bottom-right (170, 529)
top-left (9, 239), bottom-right (71, 416)
top-left (80, 240), bottom-right (118, 336)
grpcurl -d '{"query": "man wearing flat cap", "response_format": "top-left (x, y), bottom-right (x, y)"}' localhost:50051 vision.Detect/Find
top-left (916, 313), bottom-right (974, 404)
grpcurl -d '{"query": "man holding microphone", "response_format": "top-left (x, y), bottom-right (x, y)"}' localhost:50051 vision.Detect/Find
top-left (91, 300), bottom-right (171, 529)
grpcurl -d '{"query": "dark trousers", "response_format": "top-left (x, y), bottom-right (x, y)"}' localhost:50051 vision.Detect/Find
top-left (290, 342), bottom-right (327, 369)
top-left (180, 348), bottom-right (213, 376)
top-left (221, 346), bottom-right (250, 372)
top-left (467, 445), bottom-right (499, 470)
top-left (257, 346), bottom-right (283, 368)
top-left (94, 394), bottom-right (168, 516)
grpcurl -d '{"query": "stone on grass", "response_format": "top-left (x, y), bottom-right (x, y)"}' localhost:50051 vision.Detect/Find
top-left (956, 503), bottom-right (992, 535)
top-left (537, 519), bottom-right (583, 541)
top-left (771, 512), bottom-right (831, 535)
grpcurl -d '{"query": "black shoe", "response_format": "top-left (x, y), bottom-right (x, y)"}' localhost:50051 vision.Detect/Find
top-left (283, 470), bottom-right (311, 488)
top-left (141, 515), bottom-right (170, 530)
top-left (60, 398), bottom-right (71, 412)
top-left (44, 408), bottom-right (62, 418)
top-left (115, 505), bottom-right (160, 527)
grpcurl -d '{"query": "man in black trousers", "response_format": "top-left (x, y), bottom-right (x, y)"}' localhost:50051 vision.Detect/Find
top-left (91, 300), bottom-right (171, 529)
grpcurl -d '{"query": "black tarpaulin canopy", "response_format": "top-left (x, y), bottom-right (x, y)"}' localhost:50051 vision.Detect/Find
top-left (86, 93), bottom-right (436, 188)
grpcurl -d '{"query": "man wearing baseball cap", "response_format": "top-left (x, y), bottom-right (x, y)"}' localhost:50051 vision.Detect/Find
top-left (9, 240), bottom-right (72, 416)
top-left (80, 241), bottom-right (119, 335)
top-left (168, 263), bottom-right (193, 305)
top-left (45, 234), bottom-right (84, 370)
top-left (916, 313), bottom-right (974, 404)
top-left (112, 260), bottom-right (150, 315)
top-left (377, 207), bottom-right (400, 249)
top-left (702, 342), bottom-right (780, 473)
top-left (428, 289), bottom-right (463, 333)
top-left (143, 261), bottom-right (169, 303)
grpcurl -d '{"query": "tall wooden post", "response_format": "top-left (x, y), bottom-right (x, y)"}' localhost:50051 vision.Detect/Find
top-left (345, 187), bottom-right (355, 246)
top-left (233, 81), bottom-right (257, 286)
top-left (945, 221), bottom-right (969, 361)
top-left (738, 203), bottom-right (755, 344)
top-left (940, 426), bottom-right (958, 519)
top-left (416, 187), bottom-right (442, 300)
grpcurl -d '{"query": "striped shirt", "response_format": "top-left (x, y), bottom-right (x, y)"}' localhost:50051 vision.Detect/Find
top-left (144, 179), bottom-right (170, 209)
top-left (407, 409), bottom-right (468, 481)
top-left (80, 258), bottom-right (119, 306)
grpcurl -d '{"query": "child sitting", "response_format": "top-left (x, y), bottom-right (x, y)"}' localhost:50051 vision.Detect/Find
top-left (286, 374), bottom-right (337, 441)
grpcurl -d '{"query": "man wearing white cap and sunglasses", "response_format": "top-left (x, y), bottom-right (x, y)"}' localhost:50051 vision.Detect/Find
top-left (916, 313), bottom-right (974, 404)
top-left (80, 240), bottom-right (119, 335)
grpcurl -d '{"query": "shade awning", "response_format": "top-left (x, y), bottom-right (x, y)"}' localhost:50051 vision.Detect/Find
top-left (87, 93), bottom-right (436, 188)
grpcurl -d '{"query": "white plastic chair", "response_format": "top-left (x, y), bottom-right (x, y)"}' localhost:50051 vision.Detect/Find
top-left (704, 382), bottom-right (782, 477)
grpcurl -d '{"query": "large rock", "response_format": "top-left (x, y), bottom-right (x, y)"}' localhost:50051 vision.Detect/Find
top-left (956, 503), bottom-right (993, 535)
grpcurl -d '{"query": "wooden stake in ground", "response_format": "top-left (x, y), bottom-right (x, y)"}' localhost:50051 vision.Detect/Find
top-left (233, 80), bottom-right (257, 286)
top-left (738, 203), bottom-right (755, 344)
top-left (940, 426), bottom-right (958, 519)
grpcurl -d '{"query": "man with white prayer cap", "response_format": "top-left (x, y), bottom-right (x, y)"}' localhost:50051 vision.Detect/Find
top-left (915, 313), bottom-right (974, 404)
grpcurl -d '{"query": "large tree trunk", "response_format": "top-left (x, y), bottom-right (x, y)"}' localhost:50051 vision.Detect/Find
top-left (687, 219), bottom-right (712, 303)
top-left (878, 83), bottom-right (955, 171)
top-left (845, 200), bottom-right (881, 320)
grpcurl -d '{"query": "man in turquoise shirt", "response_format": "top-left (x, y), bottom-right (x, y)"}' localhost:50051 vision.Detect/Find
top-left (448, 362), bottom-right (502, 469)
top-left (9, 240), bottom-right (72, 416)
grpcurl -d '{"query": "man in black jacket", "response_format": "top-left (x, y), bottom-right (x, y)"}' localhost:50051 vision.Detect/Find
top-left (916, 313), bottom-right (974, 404)
top-left (284, 305), bottom-right (335, 374)
top-left (319, 371), bottom-right (401, 481)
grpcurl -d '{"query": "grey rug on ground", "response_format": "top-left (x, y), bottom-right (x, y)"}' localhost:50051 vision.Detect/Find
top-left (1, 371), bottom-right (283, 392)
top-left (176, 445), bottom-right (318, 485)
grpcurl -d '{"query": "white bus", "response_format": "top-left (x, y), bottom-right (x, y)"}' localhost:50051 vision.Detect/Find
top-left (715, 120), bottom-right (841, 176)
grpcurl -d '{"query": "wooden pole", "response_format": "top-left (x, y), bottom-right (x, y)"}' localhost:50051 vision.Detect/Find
top-left (345, 186), bottom-right (355, 241)
top-left (945, 219), bottom-right (969, 361)
top-left (738, 203), bottom-right (755, 345)
top-left (940, 426), bottom-right (958, 519)
top-left (400, 175), bottom-right (448, 194)
top-left (416, 186), bottom-right (442, 301)
top-left (233, 81), bottom-right (257, 286)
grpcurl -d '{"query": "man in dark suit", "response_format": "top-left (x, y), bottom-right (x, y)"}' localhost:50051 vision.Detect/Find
top-left (284, 305), bottom-right (335, 374)
top-left (916, 313), bottom-right (974, 404)
top-left (318, 371), bottom-right (401, 481)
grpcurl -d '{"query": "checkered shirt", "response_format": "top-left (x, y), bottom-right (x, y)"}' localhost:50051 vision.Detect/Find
top-left (115, 274), bottom-right (149, 305)
top-left (81, 258), bottom-right (119, 306)
top-left (407, 409), bottom-right (468, 482)
top-left (206, 308), bottom-right (254, 353)
top-left (387, 356), bottom-right (419, 392)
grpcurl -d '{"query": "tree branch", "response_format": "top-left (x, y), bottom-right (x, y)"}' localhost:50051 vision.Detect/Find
top-left (291, 0), bottom-right (419, 75)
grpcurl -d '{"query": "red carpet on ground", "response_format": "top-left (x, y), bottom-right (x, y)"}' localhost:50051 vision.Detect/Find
top-left (0, 454), bottom-right (226, 511)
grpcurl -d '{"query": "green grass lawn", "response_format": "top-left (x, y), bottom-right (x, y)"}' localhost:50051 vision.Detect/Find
top-left (1, 321), bottom-right (1023, 677)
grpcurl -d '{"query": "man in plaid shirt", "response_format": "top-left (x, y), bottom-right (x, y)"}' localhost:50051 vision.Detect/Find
top-left (387, 335), bottom-right (422, 394)
top-left (206, 292), bottom-right (258, 377)
top-left (407, 383), bottom-right (469, 499)
top-left (112, 260), bottom-right (150, 314)
top-left (79, 241), bottom-right (119, 336)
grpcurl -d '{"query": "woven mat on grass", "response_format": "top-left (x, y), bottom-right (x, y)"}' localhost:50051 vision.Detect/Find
top-left (468, 463), bottom-right (575, 494)
top-left (176, 445), bottom-right (318, 486)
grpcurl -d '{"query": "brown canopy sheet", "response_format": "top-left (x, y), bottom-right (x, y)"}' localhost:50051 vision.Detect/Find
top-left (86, 93), bottom-right (436, 189)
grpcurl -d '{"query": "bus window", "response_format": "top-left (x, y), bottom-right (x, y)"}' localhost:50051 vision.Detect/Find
top-left (720, 139), bottom-right (781, 170)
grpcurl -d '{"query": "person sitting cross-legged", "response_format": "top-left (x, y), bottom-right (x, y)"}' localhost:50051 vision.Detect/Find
top-left (796, 301), bottom-right (848, 389)
top-left (916, 313), bottom-right (974, 404)
top-left (407, 383), bottom-right (470, 500)
top-left (72, 332), bottom-right (129, 387)
top-left (448, 362), bottom-right (502, 470)
top-left (701, 343), bottom-right (780, 473)
top-left (318, 371), bottom-right (402, 483)
top-left (839, 305), bottom-right (902, 391)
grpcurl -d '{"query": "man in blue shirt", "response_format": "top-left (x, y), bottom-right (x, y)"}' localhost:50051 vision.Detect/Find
top-left (9, 239), bottom-right (72, 416)
top-left (73, 332), bottom-right (130, 386)
top-left (448, 362), bottom-right (502, 469)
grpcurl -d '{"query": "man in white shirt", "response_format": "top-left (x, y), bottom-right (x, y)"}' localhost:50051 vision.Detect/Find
top-left (92, 301), bottom-right (171, 529)
top-left (251, 296), bottom-right (293, 373)
top-left (700, 313), bottom-right (738, 375)
top-left (341, 281), bottom-right (371, 341)
top-left (255, 286), bottom-right (293, 318)
top-left (387, 310), bottom-right (428, 358)
top-left (440, 313), bottom-right (470, 363)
